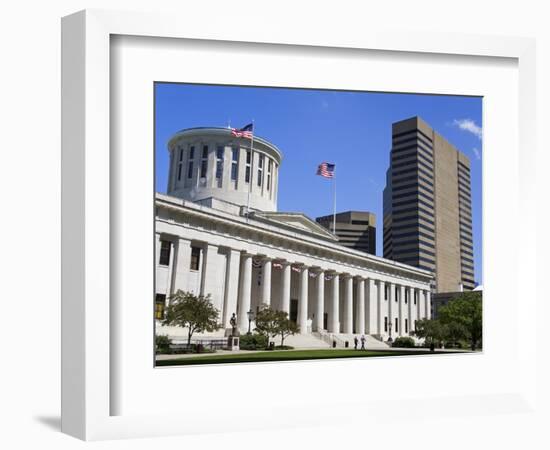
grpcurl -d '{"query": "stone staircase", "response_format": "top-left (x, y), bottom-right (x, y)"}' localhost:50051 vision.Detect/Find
top-left (310, 330), bottom-right (391, 350)
top-left (283, 333), bottom-right (331, 349)
top-left (166, 328), bottom-right (390, 350)
top-left (335, 333), bottom-right (391, 350)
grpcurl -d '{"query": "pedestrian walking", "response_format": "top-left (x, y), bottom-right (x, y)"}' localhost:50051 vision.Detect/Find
top-left (360, 334), bottom-right (366, 350)
top-left (354, 335), bottom-right (358, 350)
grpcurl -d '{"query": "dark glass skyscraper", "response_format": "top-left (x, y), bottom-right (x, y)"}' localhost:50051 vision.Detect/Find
top-left (383, 117), bottom-right (475, 293)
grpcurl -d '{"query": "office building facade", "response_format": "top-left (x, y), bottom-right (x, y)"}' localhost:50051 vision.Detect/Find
top-left (383, 117), bottom-right (475, 293)
top-left (316, 211), bottom-right (376, 255)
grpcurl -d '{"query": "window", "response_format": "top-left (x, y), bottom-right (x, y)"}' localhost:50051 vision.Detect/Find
top-left (384, 285), bottom-right (388, 300)
top-left (245, 150), bottom-right (251, 183)
top-left (257, 154), bottom-right (264, 187)
top-left (267, 159), bottom-right (272, 190)
top-left (155, 294), bottom-right (166, 320)
top-left (200, 145), bottom-right (208, 178)
top-left (384, 316), bottom-right (388, 332)
top-left (190, 246), bottom-right (201, 271)
top-left (414, 290), bottom-right (417, 305)
top-left (216, 146), bottom-right (224, 180)
top-left (405, 318), bottom-right (408, 333)
top-left (187, 146), bottom-right (195, 179)
top-left (395, 318), bottom-right (399, 333)
top-left (231, 147), bottom-right (239, 181)
top-left (405, 289), bottom-right (409, 304)
top-left (177, 147), bottom-right (184, 181)
top-left (159, 240), bottom-right (171, 266)
top-left (395, 286), bottom-right (399, 302)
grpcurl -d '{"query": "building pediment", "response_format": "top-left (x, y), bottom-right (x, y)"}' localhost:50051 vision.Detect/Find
top-left (250, 211), bottom-right (338, 241)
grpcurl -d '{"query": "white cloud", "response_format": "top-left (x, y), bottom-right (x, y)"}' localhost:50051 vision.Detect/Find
top-left (472, 147), bottom-right (481, 160)
top-left (453, 118), bottom-right (482, 140)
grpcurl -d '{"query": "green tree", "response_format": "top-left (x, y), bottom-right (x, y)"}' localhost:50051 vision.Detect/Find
top-left (162, 290), bottom-right (221, 347)
top-left (274, 310), bottom-right (299, 347)
top-left (254, 304), bottom-right (279, 346)
top-left (413, 318), bottom-right (446, 346)
top-left (443, 321), bottom-right (468, 348)
top-left (438, 291), bottom-right (482, 350)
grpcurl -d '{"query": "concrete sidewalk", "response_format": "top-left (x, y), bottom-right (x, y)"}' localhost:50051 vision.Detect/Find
top-left (155, 346), bottom-right (475, 361)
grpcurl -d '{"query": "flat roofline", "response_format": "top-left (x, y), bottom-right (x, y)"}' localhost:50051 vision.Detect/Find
top-left (156, 193), bottom-right (432, 281)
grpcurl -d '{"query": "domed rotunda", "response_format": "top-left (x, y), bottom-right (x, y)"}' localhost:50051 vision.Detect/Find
top-left (166, 127), bottom-right (282, 213)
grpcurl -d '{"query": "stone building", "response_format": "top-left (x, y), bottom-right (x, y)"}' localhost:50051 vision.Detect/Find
top-left (155, 127), bottom-right (433, 346)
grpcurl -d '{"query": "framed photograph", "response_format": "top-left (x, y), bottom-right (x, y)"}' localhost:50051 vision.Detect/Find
top-left (61, 9), bottom-right (537, 441)
top-left (152, 82), bottom-right (481, 367)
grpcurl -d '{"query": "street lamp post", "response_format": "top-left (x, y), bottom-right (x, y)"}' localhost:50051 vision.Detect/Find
top-left (387, 321), bottom-right (393, 343)
top-left (247, 309), bottom-right (254, 335)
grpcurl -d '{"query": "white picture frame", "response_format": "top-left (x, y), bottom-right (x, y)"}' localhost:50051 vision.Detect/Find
top-left (61, 9), bottom-right (537, 441)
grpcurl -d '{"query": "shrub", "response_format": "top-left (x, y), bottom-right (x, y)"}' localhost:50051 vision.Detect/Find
top-left (155, 334), bottom-right (172, 353)
top-left (239, 333), bottom-right (268, 350)
top-left (392, 337), bottom-right (416, 348)
top-left (274, 345), bottom-right (294, 350)
top-left (167, 343), bottom-right (217, 354)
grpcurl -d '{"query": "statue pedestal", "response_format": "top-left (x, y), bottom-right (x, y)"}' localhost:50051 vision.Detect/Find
top-left (227, 336), bottom-right (240, 351)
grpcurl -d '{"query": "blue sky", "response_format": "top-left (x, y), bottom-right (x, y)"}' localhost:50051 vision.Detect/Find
top-left (155, 83), bottom-right (483, 285)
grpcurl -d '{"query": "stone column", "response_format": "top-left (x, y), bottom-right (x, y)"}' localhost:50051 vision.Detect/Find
top-left (344, 275), bottom-right (353, 334)
top-left (171, 237), bottom-right (192, 294)
top-left (222, 249), bottom-right (241, 328)
top-left (329, 274), bottom-right (340, 333)
top-left (425, 290), bottom-right (432, 320)
top-left (388, 282), bottom-right (395, 338)
top-left (222, 145), bottom-right (232, 190)
top-left (200, 244), bottom-right (221, 305)
top-left (155, 233), bottom-right (162, 267)
top-left (377, 280), bottom-right (385, 337)
top-left (415, 288), bottom-right (421, 322)
top-left (298, 266), bottom-right (309, 334)
top-left (280, 262), bottom-right (291, 314)
top-left (208, 144), bottom-right (216, 188)
top-left (261, 258), bottom-right (272, 307)
top-left (237, 253), bottom-right (253, 332)
top-left (315, 270), bottom-right (325, 331)
top-left (418, 288), bottom-right (425, 321)
top-left (398, 285), bottom-right (405, 337)
top-left (356, 277), bottom-right (365, 335)
top-left (407, 286), bottom-right (414, 334)
top-left (366, 278), bottom-right (377, 334)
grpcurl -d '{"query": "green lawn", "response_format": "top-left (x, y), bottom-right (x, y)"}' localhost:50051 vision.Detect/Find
top-left (156, 348), bottom-right (440, 366)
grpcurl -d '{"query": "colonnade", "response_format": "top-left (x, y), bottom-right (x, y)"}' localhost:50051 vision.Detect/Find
top-left (157, 235), bottom-right (432, 339)
top-left (234, 253), bottom-right (432, 338)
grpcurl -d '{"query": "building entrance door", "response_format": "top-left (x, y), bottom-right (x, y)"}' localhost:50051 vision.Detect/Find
top-left (290, 299), bottom-right (298, 323)
top-left (323, 312), bottom-right (328, 330)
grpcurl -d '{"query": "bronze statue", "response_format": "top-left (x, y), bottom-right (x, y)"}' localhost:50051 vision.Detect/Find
top-left (230, 313), bottom-right (237, 336)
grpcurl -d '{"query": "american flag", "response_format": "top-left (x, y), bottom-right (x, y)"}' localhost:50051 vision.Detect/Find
top-left (316, 162), bottom-right (335, 178)
top-left (231, 123), bottom-right (254, 139)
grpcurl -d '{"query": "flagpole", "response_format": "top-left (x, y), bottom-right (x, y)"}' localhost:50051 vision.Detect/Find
top-left (332, 169), bottom-right (336, 234)
top-left (246, 119), bottom-right (255, 221)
